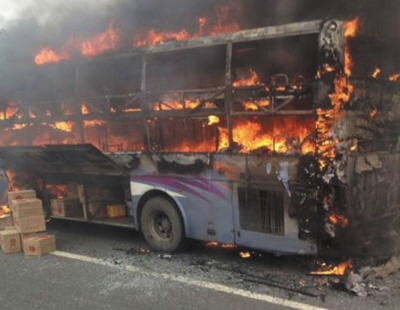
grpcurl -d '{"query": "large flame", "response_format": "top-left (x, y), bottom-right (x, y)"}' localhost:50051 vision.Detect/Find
top-left (316, 75), bottom-right (354, 168)
top-left (35, 23), bottom-right (120, 65)
top-left (134, 2), bottom-right (242, 47)
top-left (218, 117), bottom-right (315, 154)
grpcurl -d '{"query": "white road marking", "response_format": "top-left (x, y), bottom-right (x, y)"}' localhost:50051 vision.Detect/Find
top-left (52, 251), bottom-right (333, 310)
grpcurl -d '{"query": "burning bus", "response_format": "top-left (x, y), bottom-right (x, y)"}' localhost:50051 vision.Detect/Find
top-left (0, 18), bottom-right (399, 255)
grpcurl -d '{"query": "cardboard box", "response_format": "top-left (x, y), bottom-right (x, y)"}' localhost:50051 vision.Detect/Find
top-left (107, 204), bottom-right (126, 218)
top-left (11, 199), bottom-right (43, 218)
top-left (14, 215), bottom-right (46, 233)
top-left (23, 234), bottom-right (56, 256)
top-left (51, 198), bottom-right (83, 217)
top-left (0, 215), bottom-right (13, 230)
top-left (20, 232), bottom-right (47, 246)
top-left (0, 228), bottom-right (21, 253)
top-left (8, 190), bottom-right (36, 207)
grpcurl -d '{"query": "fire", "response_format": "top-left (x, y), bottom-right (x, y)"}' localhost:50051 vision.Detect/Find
top-left (310, 259), bottom-right (353, 276)
top-left (207, 115), bottom-right (220, 126)
top-left (46, 184), bottom-right (67, 199)
top-left (218, 117), bottom-right (315, 154)
top-left (81, 104), bottom-right (90, 115)
top-left (371, 68), bottom-right (381, 78)
top-left (0, 206), bottom-right (12, 218)
top-left (34, 48), bottom-right (70, 65)
top-left (389, 73), bottom-right (400, 82)
top-left (84, 120), bottom-right (107, 127)
top-left (370, 109), bottom-right (377, 118)
top-left (134, 1), bottom-right (242, 47)
top-left (242, 100), bottom-right (269, 111)
top-left (206, 241), bottom-right (218, 247)
top-left (240, 252), bottom-right (251, 258)
top-left (233, 69), bottom-right (262, 87)
top-left (329, 214), bottom-right (349, 228)
top-left (317, 75), bottom-right (354, 169)
top-left (135, 29), bottom-right (189, 47)
top-left (221, 244), bottom-right (236, 249)
top-left (344, 18), bottom-right (360, 76)
top-left (51, 122), bottom-right (74, 132)
top-left (80, 23), bottom-right (120, 57)
top-left (35, 23), bottom-right (120, 65)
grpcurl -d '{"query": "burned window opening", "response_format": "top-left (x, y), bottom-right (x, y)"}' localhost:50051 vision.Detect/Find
top-left (238, 187), bottom-right (285, 235)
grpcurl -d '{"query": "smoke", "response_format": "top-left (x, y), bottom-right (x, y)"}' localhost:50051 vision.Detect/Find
top-left (0, 0), bottom-right (400, 96)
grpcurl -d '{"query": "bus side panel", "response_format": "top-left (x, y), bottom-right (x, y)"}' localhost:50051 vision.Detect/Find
top-left (130, 154), bottom-right (235, 244)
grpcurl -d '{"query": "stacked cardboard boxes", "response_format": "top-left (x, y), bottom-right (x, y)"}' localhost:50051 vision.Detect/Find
top-left (0, 190), bottom-right (56, 256)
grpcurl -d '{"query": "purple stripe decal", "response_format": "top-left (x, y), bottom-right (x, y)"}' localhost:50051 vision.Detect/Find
top-left (133, 175), bottom-right (212, 203)
top-left (132, 175), bottom-right (228, 202)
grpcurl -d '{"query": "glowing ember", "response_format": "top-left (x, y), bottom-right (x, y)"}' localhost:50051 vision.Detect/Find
top-left (371, 68), bottom-right (381, 78)
top-left (310, 259), bottom-right (353, 276)
top-left (46, 184), bottom-right (67, 199)
top-left (81, 104), bottom-right (90, 115)
top-left (344, 18), bottom-right (360, 76)
top-left (206, 241), bottom-right (218, 247)
top-left (389, 73), bottom-right (400, 82)
top-left (233, 69), bottom-right (262, 87)
top-left (240, 252), bottom-right (251, 258)
top-left (329, 214), bottom-right (349, 228)
top-left (370, 109), bottom-right (377, 118)
top-left (221, 244), bottom-right (236, 249)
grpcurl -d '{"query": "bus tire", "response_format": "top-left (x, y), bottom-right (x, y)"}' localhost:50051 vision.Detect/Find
top-left (140, 197), bottom-right (185, 252)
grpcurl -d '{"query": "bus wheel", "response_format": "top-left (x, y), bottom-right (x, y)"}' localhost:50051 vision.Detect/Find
top-left (140, 197), bottom-right (185, 252)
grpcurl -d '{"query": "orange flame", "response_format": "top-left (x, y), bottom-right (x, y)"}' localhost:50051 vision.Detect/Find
top-left (389, 73), bottom-right (400, 82)
top-left (134, 2), bottom-right (241, 47)
top-left (34, 48), bottom-right (70, 65)
top-left (344, 18), bottom-right (360, 76)
top-left (206, 241), bottom-right (218, 247)
top-left (51, 122), bottom-right (74, 132)
top-left (207, 115), bottom-right (220, 126)
top-left (80, 23), bottom-right (120, 57)
top-left (242, 100), bottom-right (269, 111)
top-left (233, 69), bottom-right (262, 87)
top-left (218, 117), bottom-right (315, 154)
top-left (240, 252), bottom-right (251, 258)
top-left (35, 23), bottom-right (120, 65)
top-left (329, 214), bottom-right (349, 228)
top-left (310, 259), bottom-right (353, 276)
top-left (135, 29), bottom-right (189, 47)
top-left (371, 68), bottom-right (381, 78)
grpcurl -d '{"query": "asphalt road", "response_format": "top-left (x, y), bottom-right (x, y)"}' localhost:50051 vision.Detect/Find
top-left (0, 220), bottom-right (398, 310)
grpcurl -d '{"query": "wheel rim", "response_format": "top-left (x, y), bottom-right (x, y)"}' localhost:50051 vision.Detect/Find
top-left (149, 211), bottom-right (173, 241)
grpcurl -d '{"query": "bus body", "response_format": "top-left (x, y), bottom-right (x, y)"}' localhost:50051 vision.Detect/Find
top-left (0, 19), bottom-right (399, 255)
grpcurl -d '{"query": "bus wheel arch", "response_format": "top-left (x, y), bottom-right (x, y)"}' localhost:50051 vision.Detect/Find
top-left (138, 190), bottom-right (186, 252)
